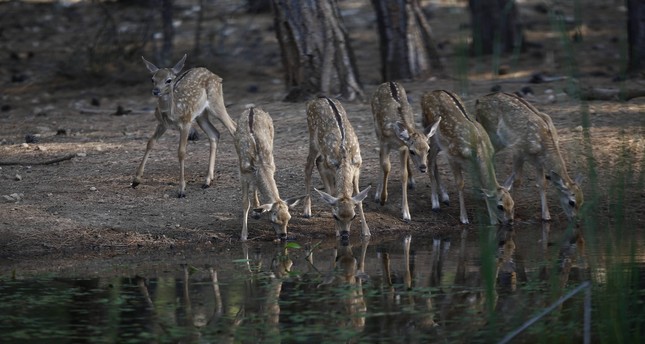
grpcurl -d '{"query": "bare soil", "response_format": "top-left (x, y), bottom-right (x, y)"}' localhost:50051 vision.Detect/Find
top-left (1, 0), bottom-right (643, 274)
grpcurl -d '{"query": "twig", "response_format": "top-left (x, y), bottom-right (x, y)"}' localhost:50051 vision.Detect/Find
top-left (0, 153), bottom-right (77, 166)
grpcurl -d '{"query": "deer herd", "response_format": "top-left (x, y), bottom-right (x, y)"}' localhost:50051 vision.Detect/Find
top-left (132, 55), bottom-right (584, 241)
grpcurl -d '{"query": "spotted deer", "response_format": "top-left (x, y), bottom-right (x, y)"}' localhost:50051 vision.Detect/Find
top-left (234, 107), bottom-right (301, 242)
top-left (132, 54), bottom-right (237, 197)
top-left (421, 90), bottom-right (514, 225)
top-left (371, 82), bottom-right (441, 221)
top-left (475, 92), bottom-right (583, 221)
top-left (303, 97), bottom-right (371, 237)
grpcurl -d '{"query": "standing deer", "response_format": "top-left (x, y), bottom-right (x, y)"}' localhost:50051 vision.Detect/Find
top-left (475, 92), bottom-right (584, 221)
top-left (234, 107), bottom-right (301, 241)
top-left (421, 90), bottom-right (514, 225)
top-left (303, 97), bottom-right (371, 237)
top-left (371, 82), bottom-right (441, 221)
top-left (132, 54), bottom-right (237, 197)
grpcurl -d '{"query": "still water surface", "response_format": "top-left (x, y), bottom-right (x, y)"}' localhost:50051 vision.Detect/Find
top-left (1, 222), bottom-right (634, 343)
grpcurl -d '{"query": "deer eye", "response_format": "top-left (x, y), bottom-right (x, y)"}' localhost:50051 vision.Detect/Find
top-left (165, 78), bottom-right (172, 84)
top-left (497, 204), bottom-right (504, 211)
top-left (352, 214), bottom-right (357, 220)
top-left (569, 200), bottom-right (576, 207)
top-left (333, 214), bottom-right (340, 221)
top-left (409, 150), bottom-right (416, 156)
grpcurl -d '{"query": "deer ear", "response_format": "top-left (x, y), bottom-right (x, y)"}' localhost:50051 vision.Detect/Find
top-left (481, 188), bottom-right (495, 198)
top-left (315, 188), bottom-right (338, 206)
top-left (352, 185), bottom-right (371, 203)
top-left (394, 122), bottom-right (410, 141)
top-left (424, 116), bottom-right (442, 139)
top-left (285, 196), bottom-right (304, 209)
top-left (172, 54), bottom-right (187, 74)
top-left (253, 203), bottom-right (272, 215)
top-left (502, 172), bottom-right (514, 191)
top-left (141, 56), bottom-right (159, 74)
top-left (574, 174), bottom-right (584, 185)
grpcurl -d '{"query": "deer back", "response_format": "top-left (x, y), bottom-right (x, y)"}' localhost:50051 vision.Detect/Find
top-left (235, 107), bottom-right (275, 176)
top-left (306, 97), bottom-right (362, 172)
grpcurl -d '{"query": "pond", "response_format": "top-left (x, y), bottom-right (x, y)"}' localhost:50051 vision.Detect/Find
top-left (1, 222), bottom-right (644, 344)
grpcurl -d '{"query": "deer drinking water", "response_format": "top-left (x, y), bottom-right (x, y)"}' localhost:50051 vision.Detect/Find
top-left (421, 90), bottom-right (514, 226)
top-left (303, 97), bottom-right (371, 238)
top-left (475, 92), bottom-right (583, 221)
top-left (132, 54), bottom-right (237, 197)
top-left (234, 107), bottom-right (301, 242)
top-left (371, 82), bottom-right (441, 222)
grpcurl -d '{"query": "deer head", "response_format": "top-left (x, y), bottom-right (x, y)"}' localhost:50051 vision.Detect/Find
top-left (315, 186), bottom-right (371, 237)
top-left (141, 54), bottom-right (187, 97)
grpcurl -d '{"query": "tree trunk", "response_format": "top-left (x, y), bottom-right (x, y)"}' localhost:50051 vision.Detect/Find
top-left (272, 0), bottom-right (364, 102)
top-left (627, 0), bottom-right (645, 73)
top-left (372, 0), bottom-right (443, 82)
top-left (468, 0), bottom-right (524, 56)
top-left (160, 0), bottom-right (174, 64)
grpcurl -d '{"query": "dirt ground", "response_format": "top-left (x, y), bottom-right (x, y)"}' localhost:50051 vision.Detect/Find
top-left (1, 0), bottom-right (643, 274)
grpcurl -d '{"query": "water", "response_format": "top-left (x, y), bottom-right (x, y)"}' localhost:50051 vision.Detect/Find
top-left (1, 222), bottom-right (643, 343)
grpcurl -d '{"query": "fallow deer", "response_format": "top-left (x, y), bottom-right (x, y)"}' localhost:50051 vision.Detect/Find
top-left (303, 97), bottom-right (371, 237)
top-left (132, 54), bottom-right (237, 197)
top-left (234, 107), bottom-right (301, 241)
top-left (421, 90), bottom-right (514, 225)
top-left (475, 92), bottom-right (584, 221)
top-left (371, 82), bottom-right (441, 221)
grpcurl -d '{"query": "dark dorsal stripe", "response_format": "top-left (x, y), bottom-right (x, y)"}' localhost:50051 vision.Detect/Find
top-left (441, 90), bottom-right (472, 122)
top-left (173, 68), bottom-right (194, 87)
top-left (324, 97), bottom-right (345, 143)
top-left (389, 81), bottom-right (401, 103)
top-left (248, 107), bottom-right (255, 134)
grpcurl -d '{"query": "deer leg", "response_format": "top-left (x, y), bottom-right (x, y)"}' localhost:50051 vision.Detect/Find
top-left (428, 148), bottom-right (442, 211)
top-left (399, 146), bottom-right (411, 222)
top-left (208, 85), bottom-right (237, 136)
top-left (536, 167), bottom-right (551, 221)
top-left (195, 114), bottom-right (221, 189)
top-left (508, 154), bottom-right (525, 188)
top-left (303, 145), bottom-right (318, 218)
top-left (450, 163), bottom-right (468, 224)
top-left (354, 173), bottom-right (371, 237)
top-left (377, 144), bottom-right (391, 205)
top-left (407, 157), bottom-right (416, 189)
top-left (177, 125), bottom-right (191, 198)
top-left (241, 177), bottom-right (251, 241)
top-left (132, 123), bottom-right (167, 188)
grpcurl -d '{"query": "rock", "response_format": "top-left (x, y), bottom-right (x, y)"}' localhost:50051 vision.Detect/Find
top-left (15, 174), bottom-right (22, 181)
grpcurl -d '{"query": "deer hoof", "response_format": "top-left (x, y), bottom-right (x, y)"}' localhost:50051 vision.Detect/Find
top-left (201, 183), bottom-right (211, 189)
top-left (178, 192), bottom-right (186, 198)
top-left (131, 180), bottom-right (140, 189)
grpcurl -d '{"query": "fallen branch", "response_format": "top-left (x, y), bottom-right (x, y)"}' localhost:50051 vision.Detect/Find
top-left (575, 87), bottom-right (645, 101)
top-left (0, 153), bottom-right (77, 166)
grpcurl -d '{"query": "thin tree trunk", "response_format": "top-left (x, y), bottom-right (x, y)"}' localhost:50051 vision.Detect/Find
top-left (627, 0), bottom-right (645, 73)
top-left (272, 0), bottom-right (364, 102)
top-left (160, 0), bottom-right (174, 64)
top-left (468, 0), bottom-right (524, 56)
top-left (372, 0), bottom-right (443, 82)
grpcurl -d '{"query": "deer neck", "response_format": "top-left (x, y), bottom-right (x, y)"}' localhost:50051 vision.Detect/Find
top-left (254, 156), bottom-right (281, 203)
top-left (335, 158), bottom-right (354, 197)
top-left (157, 91), bottom-right (175, 118)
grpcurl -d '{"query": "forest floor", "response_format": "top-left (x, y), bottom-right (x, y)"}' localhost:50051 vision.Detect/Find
top-left (0, 0), bottom-right (643, 275)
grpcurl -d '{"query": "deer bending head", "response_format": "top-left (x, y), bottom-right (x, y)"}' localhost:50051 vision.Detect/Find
top-left (235, 107), bottom-right (301, 241)
top-left (421, 89), bottom-right (515, 226)
top-left (371, 81), bottom-right (441, 221)
top-left (475, 92), bottom-right (584, 221)
top-left (303, 97), bottom-right (371, 237)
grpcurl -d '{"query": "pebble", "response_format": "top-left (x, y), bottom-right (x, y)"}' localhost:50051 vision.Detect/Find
top-left (77, 152), bottom-right (87, 157)
top-left (15, 174), bottom-right (22, 181)
top-left (90, 186), bottom-right (97, 191)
